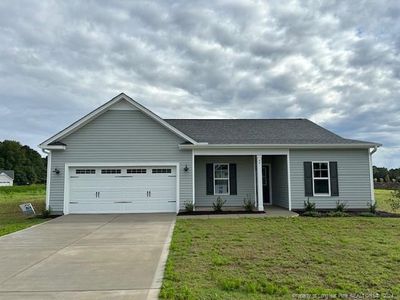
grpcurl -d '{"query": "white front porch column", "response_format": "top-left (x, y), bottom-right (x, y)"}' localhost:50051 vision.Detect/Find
top-left (256, 155), bottom-right (264, 211)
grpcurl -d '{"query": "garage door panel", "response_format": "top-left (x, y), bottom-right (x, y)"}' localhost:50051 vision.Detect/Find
top-left (68, 166), bottom-right (177, 213)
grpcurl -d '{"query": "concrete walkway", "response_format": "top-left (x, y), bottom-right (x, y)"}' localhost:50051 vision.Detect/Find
top-left (0, 214), bottom-right (176, 300)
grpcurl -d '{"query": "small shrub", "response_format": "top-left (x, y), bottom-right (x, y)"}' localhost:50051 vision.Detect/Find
top-left (184, 202), bottom-right (194, 213)
top-left (304, 198), bottom-right (316, 212)
top-left (335, 200), bottom-right (347, 212)
top-left (242, 194), bottom-right (254, 212)
top-left (212, 196), bottom-right (226, 212)
top-left (326, 211), bottom-right (350, 217)
top-left (41, 208), bottom-right (51, 218)
top-left (302, 211), bottom-right (321, 217)
top-left (368, 201), bottom-right (377, 214)
top-left (389, 190), bottom-right (400, 212)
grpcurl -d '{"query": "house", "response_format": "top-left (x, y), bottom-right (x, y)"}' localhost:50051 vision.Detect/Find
top-left (39, 93), bottom-right (380, 215)
top-left (0, 170), bottom-right (14, 186)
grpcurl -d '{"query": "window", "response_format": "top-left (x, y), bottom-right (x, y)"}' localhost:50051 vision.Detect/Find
top-left (127, 169), bottom-right (147, 174)
top-left (152, 168), bottom-right (172, 174)
top-left (214, 163), bottom-right (229, 195)
top-left (101, 169), bottom-right (121, 174)
top-left (76, 169), bottom-right (95, 174)
top-left (312, 162), bottom-right (330, 196)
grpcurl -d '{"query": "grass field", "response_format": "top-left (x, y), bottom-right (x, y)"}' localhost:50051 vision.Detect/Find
top-left (375, 189), bottom-right (398, 213)
top-left (161, 217), bottom-right (400, 299)
top-left (0, 184), bottom-right (48, 237)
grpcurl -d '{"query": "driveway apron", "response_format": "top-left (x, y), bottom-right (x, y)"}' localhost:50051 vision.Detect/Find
top-left (0, 213), bottom-right (176, 300)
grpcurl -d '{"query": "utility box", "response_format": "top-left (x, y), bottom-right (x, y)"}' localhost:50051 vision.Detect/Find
top-left (19, 203), bottom-right (36, 216)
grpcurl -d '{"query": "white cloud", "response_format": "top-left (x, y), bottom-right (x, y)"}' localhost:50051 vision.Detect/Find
top-left (0, 0), bottom-right (399, 167)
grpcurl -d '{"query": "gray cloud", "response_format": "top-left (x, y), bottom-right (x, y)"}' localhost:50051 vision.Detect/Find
top-left (0, 0), bottom-right (399, 167)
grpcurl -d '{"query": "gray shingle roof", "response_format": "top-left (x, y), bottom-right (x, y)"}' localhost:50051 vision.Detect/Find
top-left (165, 119), bottom-right (378, 145)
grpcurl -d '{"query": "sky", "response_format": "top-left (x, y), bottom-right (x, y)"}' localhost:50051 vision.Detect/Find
top-left (0, 0), bottom-right (399, 168)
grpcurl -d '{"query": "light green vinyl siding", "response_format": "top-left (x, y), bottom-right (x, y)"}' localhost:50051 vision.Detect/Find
top-left (271, 155), bottom-right (289, 208)
top-left (289, 149), bottom-right (372, 210)
top-left (195, 156), bottom-right (256, 207)
top-left (49, 109), bottom-right (192, 214)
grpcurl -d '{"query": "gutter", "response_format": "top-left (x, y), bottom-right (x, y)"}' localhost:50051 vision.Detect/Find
top-left (42, 149), bottom-right (51, 211)
top-left (179, 143), bottom-right (381, 150)
top-left (39, 145), bottom-right (66, 150)
top-left (370, 145), bottom-right (378, 155)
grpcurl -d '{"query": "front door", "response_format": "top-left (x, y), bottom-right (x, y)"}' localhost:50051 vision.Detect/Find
top-left (262, 165), bottom-right (271, 204)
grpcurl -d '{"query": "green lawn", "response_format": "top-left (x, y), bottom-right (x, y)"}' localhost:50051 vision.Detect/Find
top-left (161, 217), bottom-right (400, 299)
top-left (0, 184), bottom-right (48, 237)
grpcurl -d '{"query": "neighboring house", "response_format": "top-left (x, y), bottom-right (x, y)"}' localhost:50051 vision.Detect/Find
top-left (0, 170), bottom-right (14, 186)
top-left (39, 93), bottom-right (380, 215)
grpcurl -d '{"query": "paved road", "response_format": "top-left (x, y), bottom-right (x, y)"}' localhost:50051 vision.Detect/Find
top-left (0, 214), bottom-right (176, 299)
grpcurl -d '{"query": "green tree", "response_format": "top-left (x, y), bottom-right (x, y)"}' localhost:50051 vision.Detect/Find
top-left (373, 166), bottom-right (388, 180)
top-left (0, 140), bottom-right (46, 185)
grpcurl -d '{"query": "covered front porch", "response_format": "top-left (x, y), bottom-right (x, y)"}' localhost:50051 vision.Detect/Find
top-left (192, 153), bottom-right (291, 212)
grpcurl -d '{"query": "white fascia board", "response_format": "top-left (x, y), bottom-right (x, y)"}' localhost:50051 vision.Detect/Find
top-left (180, 143), bottom-right (380, 150)
top-left (42, 145), bottom-right (66, 150)
top-left (193, 148), bottom-right (289, 156)
top-left (39, 93), bottom-right (197, 149)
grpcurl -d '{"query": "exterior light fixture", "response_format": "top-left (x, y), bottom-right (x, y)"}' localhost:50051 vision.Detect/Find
top-left (184, 165), bottom-right (189, 172)
top-left (53, 168), bottom-right (60, 175)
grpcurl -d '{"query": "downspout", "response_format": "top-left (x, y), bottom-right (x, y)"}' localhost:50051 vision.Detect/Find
top-left (370, 145), bottom-right (378, 155)
top-left (42, 149), bottom-right (52, 211)
top-left (369, 145), bottom-right (378, 205)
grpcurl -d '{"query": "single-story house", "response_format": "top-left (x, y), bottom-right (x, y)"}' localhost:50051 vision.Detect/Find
top-left (39, 93), bottom-right (380, 215)
top-left (0, 170), bottom-right (14, 186)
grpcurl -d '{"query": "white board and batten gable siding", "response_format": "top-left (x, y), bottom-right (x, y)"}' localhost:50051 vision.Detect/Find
top-left (49, 99), bottom-right (193, 214)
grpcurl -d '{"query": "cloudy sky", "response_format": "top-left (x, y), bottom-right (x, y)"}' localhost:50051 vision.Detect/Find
top-left (0, 0), bottom-right (399, 167)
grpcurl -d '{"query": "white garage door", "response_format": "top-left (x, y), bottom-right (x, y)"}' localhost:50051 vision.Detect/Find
top-left (68, 166), bottom-right (177, 213)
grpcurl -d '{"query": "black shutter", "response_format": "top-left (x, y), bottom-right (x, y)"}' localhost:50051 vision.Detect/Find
top-left (206, 163), bottom-right (214, 195)
top-left (304, 162), bottom-right (313, 196)
top-left (329, 161), bottom-right (339, 196)
top-left (229, 163), bottom-right (237, 195)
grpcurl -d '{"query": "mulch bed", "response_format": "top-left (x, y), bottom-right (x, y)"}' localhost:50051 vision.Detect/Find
top-left (295, 210), bottom-right (400, 218)
top-left (178, 210), bottom-right (265, 216)
top-left (373, 211), bottom-right (400, 218)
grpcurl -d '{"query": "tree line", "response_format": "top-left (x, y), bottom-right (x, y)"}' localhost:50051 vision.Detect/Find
top-left (373, 166), bottom-right (400, 182)
top-left (0, 140), bottom-right (47, 185)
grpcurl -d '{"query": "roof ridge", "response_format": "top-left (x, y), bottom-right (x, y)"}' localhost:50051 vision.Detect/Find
top-left (165, 118), bottom-right (308, 121)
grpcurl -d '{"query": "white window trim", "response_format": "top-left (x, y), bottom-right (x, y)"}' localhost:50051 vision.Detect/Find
top-left (213, 163), bottom-right (230, 195)
top-left (312, 161), bottom-right (331, 197)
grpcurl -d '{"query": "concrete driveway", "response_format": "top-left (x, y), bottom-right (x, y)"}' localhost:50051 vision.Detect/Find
top-left (0, 214), bottom-right (176, 300)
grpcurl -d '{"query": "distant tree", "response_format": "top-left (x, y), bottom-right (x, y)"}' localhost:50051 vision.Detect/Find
top-left (384, 174), bottom-right (391, 183)
top-left (389, 168), bottom-right (400, 182)
top-left (373, 166), bottom-right (400, 182)
top-left (0, 140), bottom-right (46, 185)
top-left (373, 166), bottom-right (388, 180)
